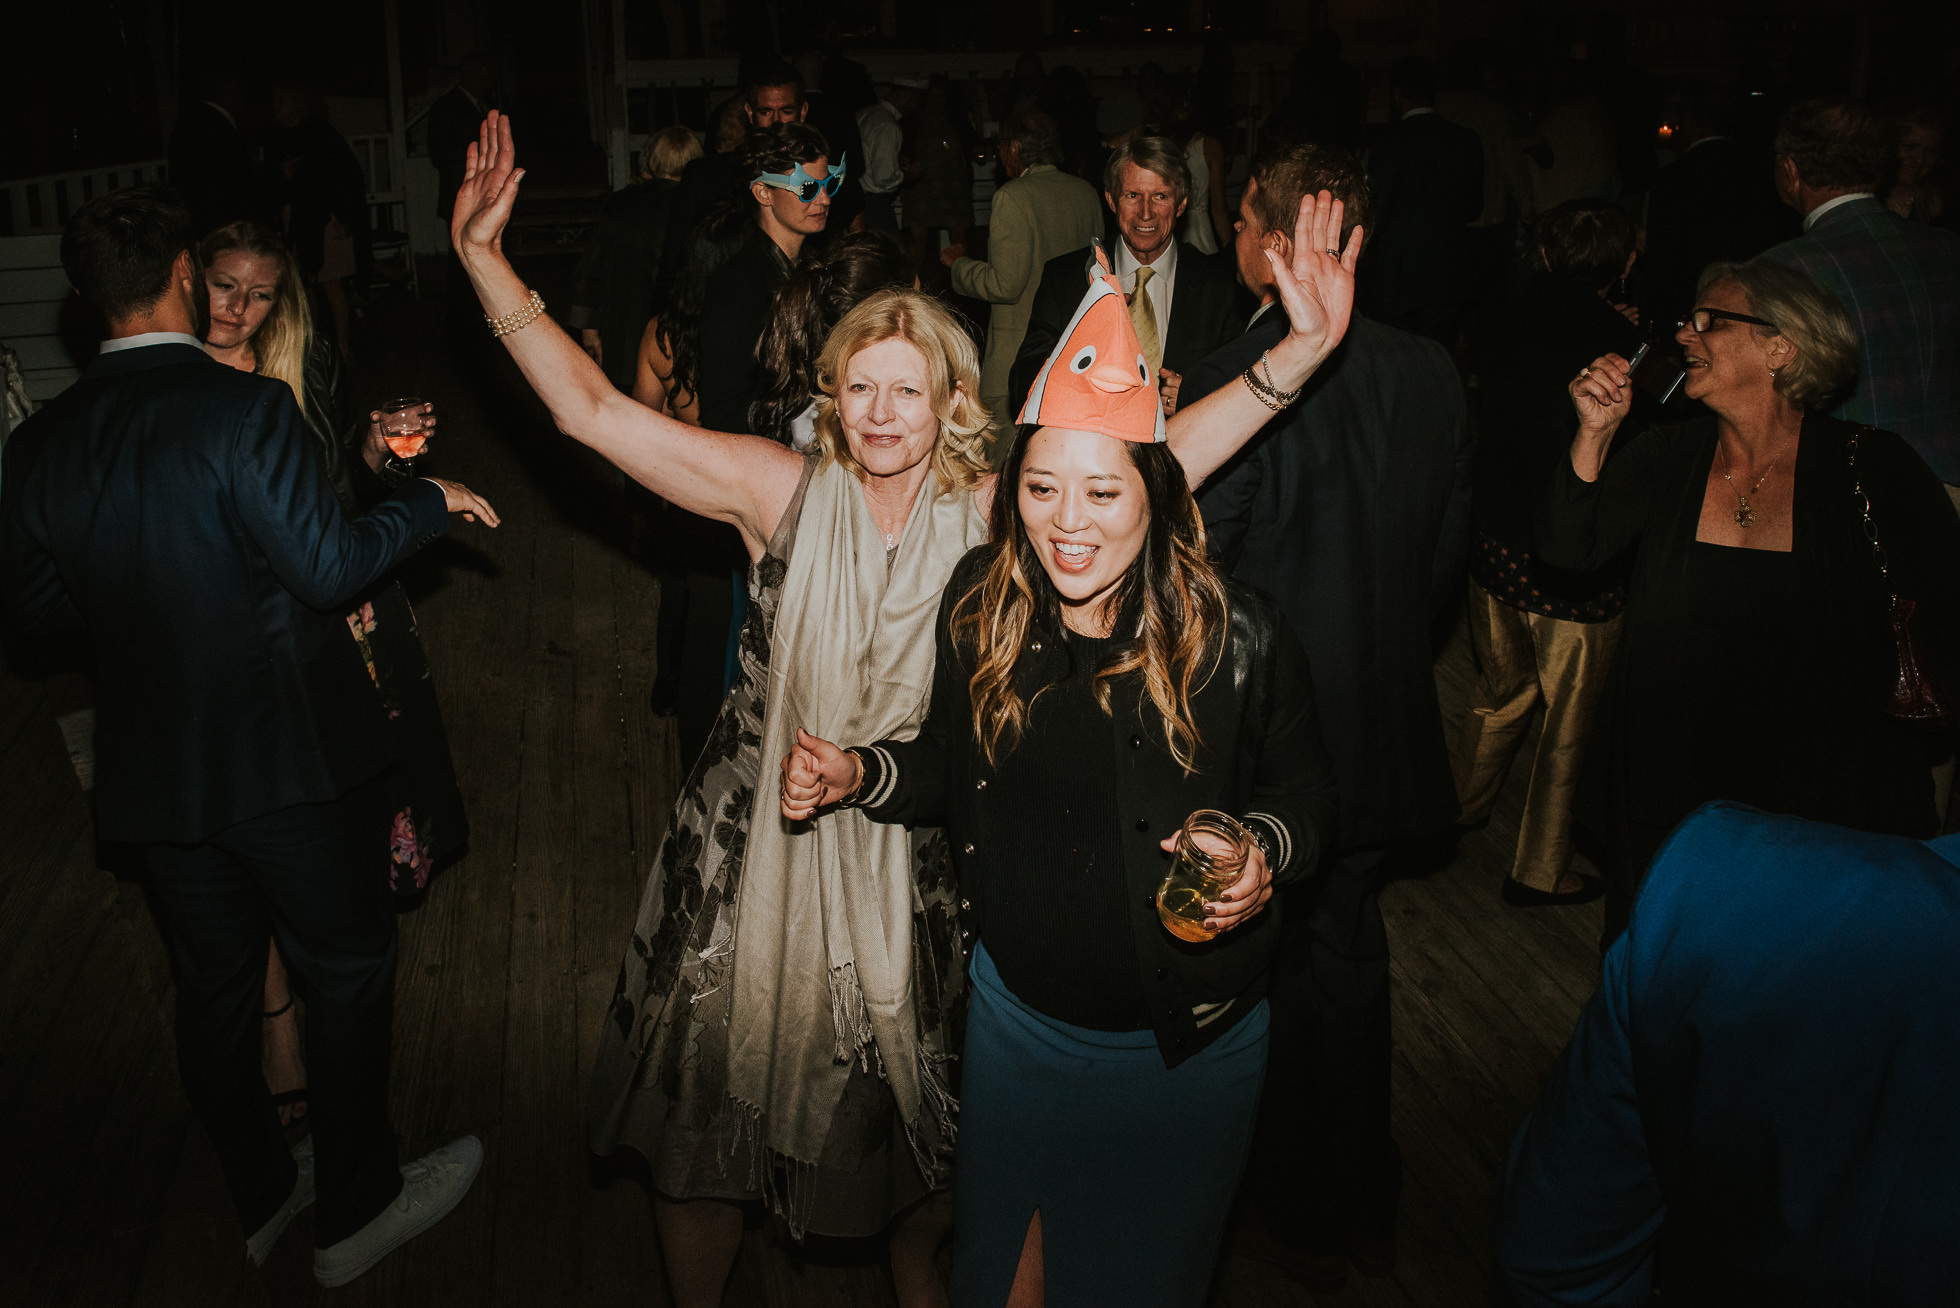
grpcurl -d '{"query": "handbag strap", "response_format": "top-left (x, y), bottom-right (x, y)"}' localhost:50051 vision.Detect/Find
top-left (1845, 425), bottom-right (1900, 605)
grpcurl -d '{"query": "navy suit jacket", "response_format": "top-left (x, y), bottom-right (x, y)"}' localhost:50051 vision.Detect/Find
top-left (1188, 312), bottom-right (1473, 854)
top-left (1499, 803), bottom-right (1960, 1306)
top-left (0, 343), bottom-right (449, 843)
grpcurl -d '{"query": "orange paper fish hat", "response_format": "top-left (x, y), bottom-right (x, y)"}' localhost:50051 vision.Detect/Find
top-left (1015, 241), bottom-right (1166, 443)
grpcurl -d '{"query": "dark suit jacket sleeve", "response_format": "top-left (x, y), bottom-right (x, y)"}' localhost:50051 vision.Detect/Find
top-left (1187, 317), bottom-right (1283, 567)
top-left (0, 426), bottom-right (84, 639)
top-left (1009, 250), bottom-right (1084, 417)
top-left (1242, 611), bottom-right (1340, 888)
top-left (1495, 925), bottom-right (1661, 1306)
top-left (1199, 439), bottom-right (1266, 571)
top-left (228, 387), bottom-right (449, 611)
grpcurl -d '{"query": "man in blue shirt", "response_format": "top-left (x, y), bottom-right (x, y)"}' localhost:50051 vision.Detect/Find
top-left (1499, 802), bottom-right (1960, 1305)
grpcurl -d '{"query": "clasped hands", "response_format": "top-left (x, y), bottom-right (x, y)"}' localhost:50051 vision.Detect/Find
top-left (780, 728), bottom-right (1272, 934)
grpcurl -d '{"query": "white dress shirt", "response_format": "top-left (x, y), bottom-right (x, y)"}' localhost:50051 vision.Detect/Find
top-left (100, 331), bottom-right (206, 354)
top-left (1113, 236), bottom-right (1178, 347)
top-left (1803, 191), bottom-right (1877, 232)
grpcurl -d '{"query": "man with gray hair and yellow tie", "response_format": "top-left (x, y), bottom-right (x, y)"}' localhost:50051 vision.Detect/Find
top-left (1009, 135), bottom-right (1248, 426)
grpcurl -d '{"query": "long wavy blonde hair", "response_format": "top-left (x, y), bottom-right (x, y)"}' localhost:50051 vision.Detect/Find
top-left (197, 222), bottom-right (314, 420)
top-left (807, 289), bottom-right (993, 495)
top-left (954, 425), bottom-right (1229, 774)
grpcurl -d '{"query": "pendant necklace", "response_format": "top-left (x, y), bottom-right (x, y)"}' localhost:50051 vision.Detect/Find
top-left (1719, 443), bottom-right (1780, 529)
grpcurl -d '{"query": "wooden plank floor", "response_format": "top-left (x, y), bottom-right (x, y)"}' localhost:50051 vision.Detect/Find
top-left (0, 270), bottom-right (1599, 1307)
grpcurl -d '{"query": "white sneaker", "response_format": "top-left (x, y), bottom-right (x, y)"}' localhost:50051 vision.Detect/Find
top-left (245, 1136), bottom-right (315, 1266)
top-left (312, 1136), bottom-right (482, 1288)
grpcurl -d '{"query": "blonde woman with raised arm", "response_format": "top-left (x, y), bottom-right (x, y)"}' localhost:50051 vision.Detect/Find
top-left (448, 109), bottom-right (1360, 1308)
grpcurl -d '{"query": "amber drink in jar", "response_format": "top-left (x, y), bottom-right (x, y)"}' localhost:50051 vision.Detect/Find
top-left (1155, 810), bottom-right (1250, 942)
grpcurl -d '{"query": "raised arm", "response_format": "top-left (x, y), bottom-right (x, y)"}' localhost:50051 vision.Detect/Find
top-left (451, 111), bottom-right (804, 558)
top-left (1166, 190), bottom-right (1362, 489)
top-left (1536, 355), bottom-right (1672, 573)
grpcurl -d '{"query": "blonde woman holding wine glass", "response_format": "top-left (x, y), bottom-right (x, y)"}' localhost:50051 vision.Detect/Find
top-left (199, 221), bottom-right (488, 1124)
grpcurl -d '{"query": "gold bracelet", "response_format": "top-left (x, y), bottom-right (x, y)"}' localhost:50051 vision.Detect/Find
top-left (486, 289), bottom-right (546, 338)
top-left (1240, 367), bottom-right (1286, 411)
top-left (1248, 350), bottom-right (1304, 406)
top-left (838, 749), bottom-right (867, 808)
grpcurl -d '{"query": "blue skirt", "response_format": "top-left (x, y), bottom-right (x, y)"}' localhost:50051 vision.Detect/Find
top-left (952, 943), bottom-right (1270, 1308)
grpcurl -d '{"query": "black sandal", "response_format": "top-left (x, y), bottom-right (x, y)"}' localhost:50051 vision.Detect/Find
top-left (1502, 874), bottom-right (1605, 908)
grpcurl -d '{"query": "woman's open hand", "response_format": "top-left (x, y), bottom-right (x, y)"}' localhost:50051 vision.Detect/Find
top-left (450, 110), bottom-right (526, 264)
top-left (1570, 353), bottom-right (1634, 439)
top-left (1159, 824), bottom-right (1273, 933)
top-left (1264, 190), bottom-right (1364, 389)
top-left (780, 728), bottom-right (862, 821)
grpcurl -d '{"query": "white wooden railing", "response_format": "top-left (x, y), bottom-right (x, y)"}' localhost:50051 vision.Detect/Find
top-left (0, 136), bottom-right (422, 269)
top-left (0, 162), bottom-right (172, 238)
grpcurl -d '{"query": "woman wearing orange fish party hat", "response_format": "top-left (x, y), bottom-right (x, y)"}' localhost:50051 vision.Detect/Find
top-left (782, 252), bottom-right (1342, 1307)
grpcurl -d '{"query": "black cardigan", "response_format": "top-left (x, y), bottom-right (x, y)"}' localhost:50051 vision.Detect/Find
top-left (850, 551), bottom-right (1341, 1067)
top-left (1536, 411), bottom-right (1960, 840)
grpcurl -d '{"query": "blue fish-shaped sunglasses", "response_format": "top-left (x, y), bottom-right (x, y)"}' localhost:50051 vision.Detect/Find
top-left (754, 153), bottom-right (848, 202)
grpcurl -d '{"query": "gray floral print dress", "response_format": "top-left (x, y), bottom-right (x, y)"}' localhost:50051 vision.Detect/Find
top-left (587, 458), bottom-right (964, 1236)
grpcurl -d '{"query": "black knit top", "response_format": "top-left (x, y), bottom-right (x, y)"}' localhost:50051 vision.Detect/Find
top-left (981, 628), bottom-right (1147, 1030)
top-left (848, 549), bottom-right (1342, 1068)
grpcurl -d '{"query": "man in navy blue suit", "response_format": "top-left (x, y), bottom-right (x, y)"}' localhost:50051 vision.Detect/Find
top-left (1499, 802), bottom-right (1960, 1304)
top-left (0, 190), bottom-right (497, 1286)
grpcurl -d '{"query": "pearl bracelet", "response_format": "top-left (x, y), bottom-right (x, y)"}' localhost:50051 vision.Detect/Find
top-left (486, 289), bottom-right (546, 338)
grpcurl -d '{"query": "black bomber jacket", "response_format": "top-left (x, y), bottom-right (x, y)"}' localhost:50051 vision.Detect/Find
top-left (850, 548), bottom-right (1340, 1068)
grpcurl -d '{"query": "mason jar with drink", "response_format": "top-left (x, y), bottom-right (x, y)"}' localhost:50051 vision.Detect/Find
top-left (1156, 810), bottom-right (1255, 942)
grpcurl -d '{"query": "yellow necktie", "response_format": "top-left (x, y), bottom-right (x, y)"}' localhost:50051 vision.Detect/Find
top-left (1129, 266), bottom-right (1161, 376)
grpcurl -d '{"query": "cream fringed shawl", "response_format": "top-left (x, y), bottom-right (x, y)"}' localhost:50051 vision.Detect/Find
top-left (726, 457), bottom-right (986, 1219)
